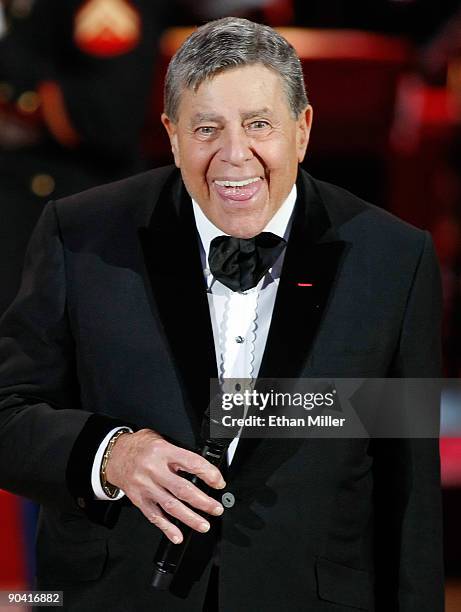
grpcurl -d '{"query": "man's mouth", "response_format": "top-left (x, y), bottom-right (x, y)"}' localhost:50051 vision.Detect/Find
top-left (213, 177), bottom-right (263, 201)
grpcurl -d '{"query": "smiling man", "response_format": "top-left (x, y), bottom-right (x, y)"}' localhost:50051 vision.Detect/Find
top-left (161, 62), bottom-right (311, 238)
top-left (0, 17), bottom-right (443, 612)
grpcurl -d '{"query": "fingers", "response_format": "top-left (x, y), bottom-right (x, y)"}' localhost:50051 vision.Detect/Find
top-left (137, 481), bottom-right (218, 543)
top-left (159, 492), bottom-right (212, 535)
top-left (143, 502), bottom-right (183, 544)
top-left (167, 446), bottom-right (226, 490)
top-left (165, 474), bottom-right (224, 517)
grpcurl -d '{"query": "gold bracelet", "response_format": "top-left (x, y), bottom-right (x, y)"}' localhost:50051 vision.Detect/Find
top-left (100, 428), bottom-right (131, 499)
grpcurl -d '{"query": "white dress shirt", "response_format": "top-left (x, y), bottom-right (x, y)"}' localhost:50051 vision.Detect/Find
top-left (92, 184), bottom-right (296, 500)
top-left (193, 186), bottom-right (296, 462)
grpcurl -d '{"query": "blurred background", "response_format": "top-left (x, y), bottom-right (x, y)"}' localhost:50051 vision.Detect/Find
top-left (1, 0), bottom-right (461, 609)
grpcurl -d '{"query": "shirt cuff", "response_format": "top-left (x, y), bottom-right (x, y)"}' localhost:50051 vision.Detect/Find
top-left (91, 426), bottom-right (133, 500)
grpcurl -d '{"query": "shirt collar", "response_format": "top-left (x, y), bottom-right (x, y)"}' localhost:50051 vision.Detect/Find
top-left (192, 183), bottom-right (297, 267)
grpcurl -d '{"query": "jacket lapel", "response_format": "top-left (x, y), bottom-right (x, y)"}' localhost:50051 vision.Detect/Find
top-left (138, 170), bottom-right (217, 439)
top-left (229, 170), bottom-right (346, 474)
top-left (259, 170), bottom-right (346, 378)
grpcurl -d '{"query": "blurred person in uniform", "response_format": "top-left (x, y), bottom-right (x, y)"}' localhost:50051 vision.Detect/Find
top-left (0, 0), bottom-right (177, 315)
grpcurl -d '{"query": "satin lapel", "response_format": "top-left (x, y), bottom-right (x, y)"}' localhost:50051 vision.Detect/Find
top-left (258, 171), bottom-right (346, 378)
top-left (138, 171), bottom-right (217, 437)
top-left (229, 171), bottom-right (346, 475)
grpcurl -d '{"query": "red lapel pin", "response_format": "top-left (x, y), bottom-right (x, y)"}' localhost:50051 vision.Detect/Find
top-left (297, 283), bottom-right (313, 287)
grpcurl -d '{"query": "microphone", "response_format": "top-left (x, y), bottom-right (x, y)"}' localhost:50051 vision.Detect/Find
top-left (151, 398), bottom-right (234, 590)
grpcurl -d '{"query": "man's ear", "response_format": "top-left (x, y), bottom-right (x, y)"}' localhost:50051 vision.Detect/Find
top-left (296, 105), bottom-right (313, 163)
top-left (161, 113), bottom-right (180, 168)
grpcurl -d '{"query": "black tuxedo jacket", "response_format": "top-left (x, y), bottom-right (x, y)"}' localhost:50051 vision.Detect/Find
top-left (0, 166), bottom-right (443, 611)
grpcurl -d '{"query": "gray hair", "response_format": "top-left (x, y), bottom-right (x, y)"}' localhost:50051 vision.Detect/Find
top-left (164, 17), bottom-right (308, 122)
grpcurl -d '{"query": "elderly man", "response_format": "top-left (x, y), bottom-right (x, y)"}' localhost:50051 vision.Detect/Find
top-left (0, 17), bottom-right (443, 612)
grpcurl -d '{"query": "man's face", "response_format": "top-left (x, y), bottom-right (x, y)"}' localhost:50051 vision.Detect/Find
top-left (162, 64), bottom-right (313, 238)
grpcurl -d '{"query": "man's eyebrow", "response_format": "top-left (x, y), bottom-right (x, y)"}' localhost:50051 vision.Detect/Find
top-left (240, 108), bottom-right (274, 121)
top-left (190, 112), bottom-right (225, 126)
top-left (189, 108), bottom-right (274, 126)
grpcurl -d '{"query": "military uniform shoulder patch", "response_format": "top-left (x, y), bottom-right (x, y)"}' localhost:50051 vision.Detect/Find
top-left (73, 0), bottom-right (141, 58)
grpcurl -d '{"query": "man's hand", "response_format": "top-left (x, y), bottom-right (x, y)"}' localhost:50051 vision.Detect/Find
top-left (105, 429), bottom-right (226, 544)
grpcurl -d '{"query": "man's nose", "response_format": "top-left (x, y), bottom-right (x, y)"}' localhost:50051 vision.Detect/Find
top-left (219, 128), bottom-right (253, 166)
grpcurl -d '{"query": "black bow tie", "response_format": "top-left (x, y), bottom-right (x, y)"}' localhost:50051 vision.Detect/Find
top-left (208, 232), bottom-right (287, 292)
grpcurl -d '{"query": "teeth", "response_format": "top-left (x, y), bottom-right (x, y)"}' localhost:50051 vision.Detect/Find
top-left (215, 177), bottom-right (261, 187)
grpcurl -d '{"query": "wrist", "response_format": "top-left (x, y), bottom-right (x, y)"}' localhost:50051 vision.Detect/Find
top-left (100, 428), bottom-right (131, 499)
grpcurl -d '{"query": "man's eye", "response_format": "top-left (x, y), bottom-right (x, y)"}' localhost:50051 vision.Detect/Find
top-left (247, 121), bottom-right (270, 130)
top-left (196, 126), bottom-right (216, 136)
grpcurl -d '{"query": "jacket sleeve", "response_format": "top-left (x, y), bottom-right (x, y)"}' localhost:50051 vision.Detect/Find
top-left (372, 231), bottom-right (444, 612)
top-left (0, 201), bottom-right (132, 523)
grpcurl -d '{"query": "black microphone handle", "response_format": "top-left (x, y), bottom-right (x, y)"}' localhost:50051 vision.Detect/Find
top-left (151, 440), bottom-right (228, 590)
